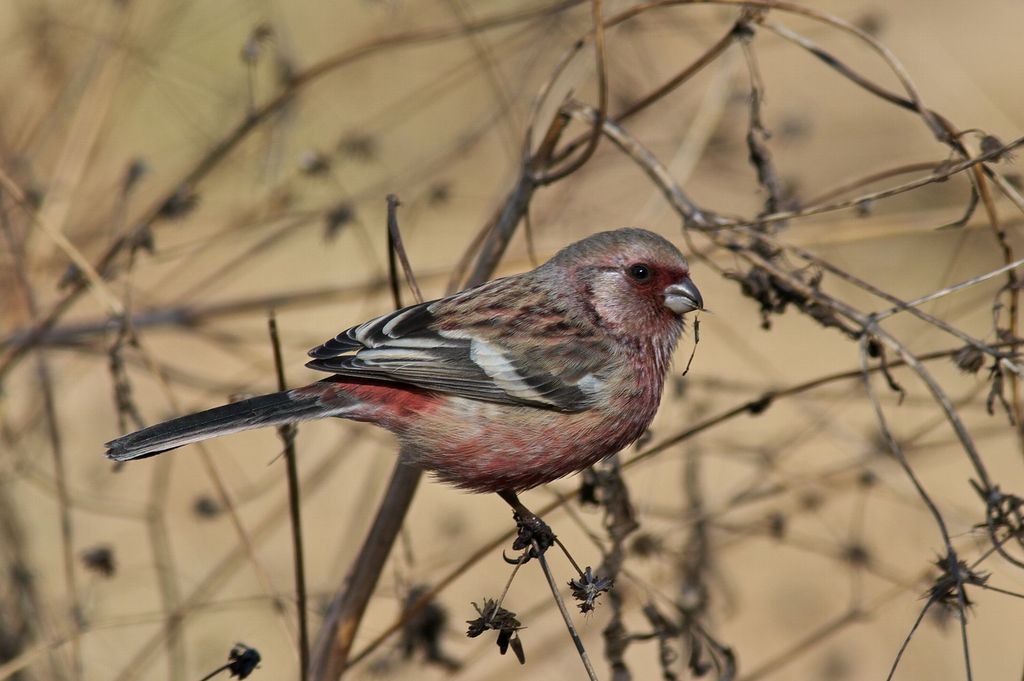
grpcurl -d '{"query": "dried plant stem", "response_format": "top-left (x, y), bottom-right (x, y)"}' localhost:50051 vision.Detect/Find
top-left (7, 3), bottom-right (1020, 678)
top-left (801, 161), bottom-right (940, 206)
top-left (268, 313), bottom-right (310, 681)
top-left (534, 542), bottom-right (599, 681)
top-left (563, 101), bottom-right (719, 228)
top-left (567, 99), bottom-right (1000, 516)
top-left (872, 258), bottom-right (1024, 322)
top-left (491, 553), bottom-right (528, 618)
top-left (195, 661), bottom-right (233, 681)
top-left (738, 519), bottom-right (1008, 681)
top-left (385, 194), bottom-right (424, 305)
top-left (713, 136), bottom-right (1024, 229)
top-left (551, 22), bottom-right (740, 166)
top-left (537, 0), bottom-right (607, 183)
top-left (740, 229), bottom-right (1021, 368)
top-left (883, 595), bottom-right (938, 681)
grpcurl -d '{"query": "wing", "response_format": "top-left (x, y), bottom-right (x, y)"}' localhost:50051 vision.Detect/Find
top-left (305, 278), bottom-right (612, 412)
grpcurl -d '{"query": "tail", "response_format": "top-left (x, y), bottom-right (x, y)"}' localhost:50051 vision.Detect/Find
top-left (105, 389), bottom-right (336, 462)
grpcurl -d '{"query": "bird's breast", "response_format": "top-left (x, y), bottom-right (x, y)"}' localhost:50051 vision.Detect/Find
top-left (398, 378), bottom-right (662, 494)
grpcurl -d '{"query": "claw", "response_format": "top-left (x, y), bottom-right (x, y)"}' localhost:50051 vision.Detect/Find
top-left (511, 511), bottom-right (556, 556)
top-left (498, 490), bottom-right (557, 561)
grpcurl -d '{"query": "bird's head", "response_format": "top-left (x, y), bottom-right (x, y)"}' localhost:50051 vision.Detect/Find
top-left (547, 228), bottom-right (703, 340)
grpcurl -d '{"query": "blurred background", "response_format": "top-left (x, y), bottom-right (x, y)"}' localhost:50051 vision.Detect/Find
top-left (1, 1), bottom-right (1023, 680)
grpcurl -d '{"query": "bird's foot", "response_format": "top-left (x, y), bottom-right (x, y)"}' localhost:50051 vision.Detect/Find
top-left (503, 510), bottom-right (556, 564)
top-left (498, 490), bottom-right (556, 564)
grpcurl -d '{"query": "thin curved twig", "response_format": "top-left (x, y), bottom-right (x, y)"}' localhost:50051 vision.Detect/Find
top-left (537, 0), bottom-right (608, 184)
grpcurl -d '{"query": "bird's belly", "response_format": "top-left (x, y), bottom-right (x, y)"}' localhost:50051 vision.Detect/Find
top-left (397, 398), bottom-right (654, 493)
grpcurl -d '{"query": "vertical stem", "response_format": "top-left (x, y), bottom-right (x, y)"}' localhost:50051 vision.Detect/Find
top-left (535, 544), bottom-right (599, 681)
top-left (268, 313), bottom-right (310, 680)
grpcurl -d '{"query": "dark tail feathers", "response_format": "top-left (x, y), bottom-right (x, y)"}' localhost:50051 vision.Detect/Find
top-left (105, 389), bottom-right (332, 462)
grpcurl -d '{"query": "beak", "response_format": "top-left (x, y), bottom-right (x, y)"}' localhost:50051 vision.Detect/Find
top-left (664, 278), bottom-right (703, 315)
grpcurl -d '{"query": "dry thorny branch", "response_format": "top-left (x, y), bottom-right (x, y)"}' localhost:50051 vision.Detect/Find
top-left (1, 1), bottom-right (1024, 681)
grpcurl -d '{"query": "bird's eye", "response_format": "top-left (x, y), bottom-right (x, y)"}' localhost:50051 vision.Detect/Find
top-left (627, 263), bottom-right (652, 281)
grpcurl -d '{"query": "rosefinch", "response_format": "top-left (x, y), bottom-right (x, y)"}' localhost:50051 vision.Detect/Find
top-left (105, 228), bottom-right (702, 536)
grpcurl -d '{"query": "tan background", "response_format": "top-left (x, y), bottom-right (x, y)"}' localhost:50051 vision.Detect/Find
top-left (1, 1), bottom-right (1023, 680)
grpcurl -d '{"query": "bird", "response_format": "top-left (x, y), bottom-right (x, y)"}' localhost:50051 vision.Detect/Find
top-left (105, 227), bottom-right (702, 546)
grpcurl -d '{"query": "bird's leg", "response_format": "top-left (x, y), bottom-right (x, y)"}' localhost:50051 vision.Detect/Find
top-left (498, 490), bottom-right (556, 556)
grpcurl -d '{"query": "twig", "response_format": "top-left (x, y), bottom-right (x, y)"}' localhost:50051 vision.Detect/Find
top-left (740, 34), bottom-right (786, 219)
top-left (109, 333), bottom-right (311, 678)
top-left (20, 5), bottom-right (1018, 679)
top-left (385, 195), bottom-right (424, 306)
top-left (458, 106), bottom-right (570, 291)
top-left (801, 161), bottom-right (941, 207)
top-left (537, 0), bottom-right (607, 184)
top-left (562, 100), bottom-right (720, 229)
top-left (738, 229), bottom-right (1022, 370)
top-left (550, 21), bottom-right (742, 165)
top-left (594, 456), bottom-right (638, 678)
top-left (756, 18), bottom-right (940, 133)
top-left (883, 596), bottom-right (939, 681)
top-left (534, 541), bottom-right (599, 680)
top-left (972, 163), bottom-right (1024, 446)
top-left (268, 313), bottom-right (309, 681)
top-left (757, 7), bottom-right (1023, 440)
top-left (346, 507), bottom-right (531, 669)
top-left (873, 257), bottom-right (1024, 323)
top-left (711, 135), bottom-right (1024, 230)
top-left (734, 245), bottom-right (994, 490)
top-left (566, 96), bottom-right (1000, 508)
top-left (492, 552), bottom-right (529, 617)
